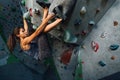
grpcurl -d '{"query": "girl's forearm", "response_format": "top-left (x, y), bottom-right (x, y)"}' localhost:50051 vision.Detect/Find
top-left (23, 18), bottom-right (28, 33)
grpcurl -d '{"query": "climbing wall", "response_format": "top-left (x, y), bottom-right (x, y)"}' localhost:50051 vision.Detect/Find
top-left (0, 0), bottom-right (24, 67)
top-left (50, 0), bottom-right (117, 80)
top-left (0, 0), bottom-right (23, 38)
top-left (0, 0), bottom-right (119, 80)
top-left (19, 0), bottom-right (117, 80)
top-left (79, 0), bottom-right (120, 79)
top-left (0, 35), bottom-right (9, 66)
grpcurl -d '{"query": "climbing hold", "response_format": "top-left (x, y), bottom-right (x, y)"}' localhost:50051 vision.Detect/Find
top-left (34, 9), bottom-right (40, 15)
top-left (96, 8), bottom-right (100, 14)
top-left (100, 32), bottom-right (107, 38)
top-left (60, 49), bottom-right (73, 65)
top-left (21, 0), bottom-right (25, 6)
top-left (81, 30), bottom-right (87, 36)
top-left (32, 24), bottom-right (38, 30)
top-left (74, 19), bottom-right (82, 26)
top-left (91, 41), bottom-right (99, 52)
top-left (113, 21), bottom-right (118, 26)
top-left (29, 8), bottom-right (33, 16)
top-left (109, 44), bottom-right (119, 50)
top-left (111, 56), bottom-right (116, 60)
top-left (81, 45), bottom-right (86, 49)
top-left (64, 30), bottom-right (78, 43)
top-left (89, 20), bottom-right (95, 26)
top-left (80, 6), bottom-right (87, 15)
top-left (98, 61), bottom-right (106, 67)
top-left (23, 11), bottom-right (30, 19)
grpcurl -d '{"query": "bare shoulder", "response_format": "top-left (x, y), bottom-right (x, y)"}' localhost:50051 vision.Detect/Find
top-left (20, 39), bottom-right (30, 50)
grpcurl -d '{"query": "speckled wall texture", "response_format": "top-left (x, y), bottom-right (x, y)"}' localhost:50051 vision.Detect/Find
top-left (0, 0), bottom-right (23, 39)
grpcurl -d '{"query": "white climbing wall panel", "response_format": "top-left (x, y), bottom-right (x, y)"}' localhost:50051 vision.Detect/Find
top-left (80, 0), bottom-right (120, 80)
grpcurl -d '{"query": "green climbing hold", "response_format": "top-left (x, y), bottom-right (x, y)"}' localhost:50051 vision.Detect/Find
top-left (21, 0), bottom-right (25, 6)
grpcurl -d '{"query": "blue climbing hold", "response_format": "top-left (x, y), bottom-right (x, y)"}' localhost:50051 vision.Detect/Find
top-left (110, 44), bottom-right (119, 50)
top-left (98, 61), bottom-right (106, 67)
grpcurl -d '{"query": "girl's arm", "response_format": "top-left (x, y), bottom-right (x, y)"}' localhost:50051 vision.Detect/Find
top-left (23, 18), bottom-right (49, 44)
top-left (24, 18), bottom-right (62, 45)
top-left (23, 18), bottom-right (28, 34)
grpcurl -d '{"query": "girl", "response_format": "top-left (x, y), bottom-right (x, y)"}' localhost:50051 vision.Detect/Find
top-left (7, 7), bottom-right (62, 60)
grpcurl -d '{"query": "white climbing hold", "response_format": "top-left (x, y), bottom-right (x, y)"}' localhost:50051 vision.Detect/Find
top-left (80, 6), bottom-right (87, 15)
top-left (100, 32), bottom-right (107, 38)
top-left (23, 11), bottom-right (30, 19)
top-left (32, 25), bottom-right (38, 30)
top-left (89, 20), bottom-right (95, 26)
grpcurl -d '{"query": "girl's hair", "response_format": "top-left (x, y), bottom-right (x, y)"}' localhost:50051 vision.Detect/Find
top-left (7, 27), bottom-right (21, 52)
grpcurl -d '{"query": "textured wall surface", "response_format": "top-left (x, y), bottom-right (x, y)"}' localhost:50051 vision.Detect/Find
top-left (0, 0), bottom-right (120, 80)
top-left (0, 0), bottom-right (23, 39)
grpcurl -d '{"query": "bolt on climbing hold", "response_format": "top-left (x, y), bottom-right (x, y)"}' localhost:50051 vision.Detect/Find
top-left (23, 11), bottom-right (30, 19)
top-left (81, 30), bottom-right (87, 36)
top-left (100, 32), bottom-right (107, 38)
top-left (21, 0), bottom-right (26, 6)
top-left (91, 41), bottom-right (99, 52)
top-left (113, 21), bottom-right (118, 26)
top-left (98, 61), bottom-right (106, 67)
top-left (109, 44), bottom-right (119, 51)
top-left (88, 20), bottom-right (95, 26)
top-left (33, 9), bottom-right (41, 15)
top-left (81, 45), bottom-right (86, 49)
top-left (111, 56), bottom-right (116, 60)
top-left (29, 8), bottom-right (33, 16)
top-left (63, 30), bottom-right (78, 44)
top-left (96, 8), bottom-right (100, 14)
top-left (32, 24), bottom-right (38, 30)
top-left (60, 49), bottom-right (73, 65)
top-left (80, 6), bottom-right (87, 15)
